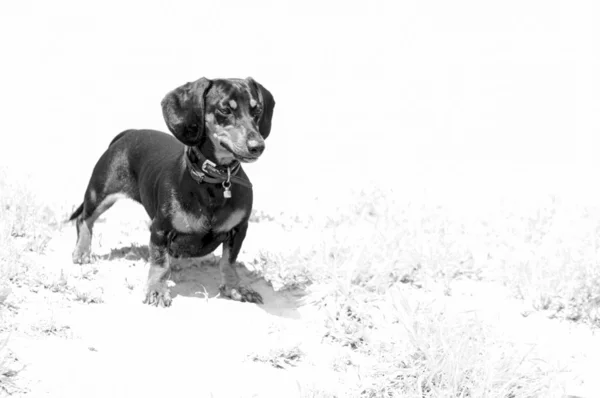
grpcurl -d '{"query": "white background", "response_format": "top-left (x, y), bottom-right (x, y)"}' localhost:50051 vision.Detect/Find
top-left (0, 0), bottom-right (598, 207)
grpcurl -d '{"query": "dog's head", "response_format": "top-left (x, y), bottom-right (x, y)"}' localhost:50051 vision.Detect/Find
top-left (161, 77), bottom-right (275, 165)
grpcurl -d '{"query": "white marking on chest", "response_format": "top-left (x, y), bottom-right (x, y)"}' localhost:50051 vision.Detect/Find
top-left (172, 210), bottom-right (210, 233)
top-left (214, 209), bottom-right (246, 233)
top-left (170, 192), bottom-right (210, 233)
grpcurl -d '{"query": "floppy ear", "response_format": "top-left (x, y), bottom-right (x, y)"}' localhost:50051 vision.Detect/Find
top-left (161, 77), bottom-right (212, 146)
top-left (247, 77), bottom-right (275, 139)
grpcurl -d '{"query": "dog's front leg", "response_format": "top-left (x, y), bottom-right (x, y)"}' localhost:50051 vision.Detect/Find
top-left (219, 223), bottom-right (263, 304)
top-left (143, 221), bottom-right (173, 307)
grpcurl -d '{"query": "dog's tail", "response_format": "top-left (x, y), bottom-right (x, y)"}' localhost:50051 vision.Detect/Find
top-left (68, 203), bottom-right (84, 222)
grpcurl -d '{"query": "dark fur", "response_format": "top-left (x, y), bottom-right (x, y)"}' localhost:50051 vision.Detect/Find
top-left (70, 77), bottom-right (275, 306)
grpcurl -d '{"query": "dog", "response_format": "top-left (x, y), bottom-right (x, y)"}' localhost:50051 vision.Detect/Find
top-left (69, 77), bottom-right (275, 307)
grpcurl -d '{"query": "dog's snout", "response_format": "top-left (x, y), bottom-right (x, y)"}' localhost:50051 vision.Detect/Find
top-left (247, 139), bottom-right (265, 156)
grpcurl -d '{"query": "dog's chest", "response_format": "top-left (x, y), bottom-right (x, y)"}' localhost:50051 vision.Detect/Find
top-left (171, 208), bottom-right (246, 234)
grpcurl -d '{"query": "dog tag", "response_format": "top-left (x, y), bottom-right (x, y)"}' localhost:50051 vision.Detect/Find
top-left (222, 169), bottom-right (232, 199)
top-left (222, 181), bottom-right (232, 199)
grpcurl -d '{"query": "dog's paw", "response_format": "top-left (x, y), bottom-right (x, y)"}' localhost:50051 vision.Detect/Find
top-left (72, 249), bottom-right (92, 264)
top-left (143, 284), bottom-right (172, 307)
top-left (219, 285), bottom-right (263, 304)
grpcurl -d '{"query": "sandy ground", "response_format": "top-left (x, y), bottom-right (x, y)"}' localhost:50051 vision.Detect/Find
top-left (4, 202), bottom-right (339, 397)
top-left (4, 200), bottom-right (600, 397)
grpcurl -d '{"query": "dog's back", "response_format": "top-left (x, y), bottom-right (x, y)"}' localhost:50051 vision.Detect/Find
top-left (70, 129), bottom-right (184, 222)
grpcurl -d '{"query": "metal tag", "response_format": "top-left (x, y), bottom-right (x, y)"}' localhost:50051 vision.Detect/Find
top-left (222, 170), bottom-right (232, 199)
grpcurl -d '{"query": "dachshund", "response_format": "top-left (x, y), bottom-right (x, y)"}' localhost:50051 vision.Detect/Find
top-left (69, 77), bottom-right (275, 307)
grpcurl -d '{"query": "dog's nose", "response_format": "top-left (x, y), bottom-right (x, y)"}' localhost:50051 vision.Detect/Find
top-left (247, 139), bottom-right (265, 156)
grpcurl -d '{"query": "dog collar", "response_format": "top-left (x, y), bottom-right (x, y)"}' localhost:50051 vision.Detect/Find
top-left (184, 146), bottom-right (252, 194)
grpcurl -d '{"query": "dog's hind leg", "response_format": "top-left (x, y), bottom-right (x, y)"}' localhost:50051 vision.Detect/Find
top-left (143, 218), bottom-right (172, 307)
top-left (71, 146), bottom-right (135, 264)
top-left (71, 190), bottom-right (127, 264)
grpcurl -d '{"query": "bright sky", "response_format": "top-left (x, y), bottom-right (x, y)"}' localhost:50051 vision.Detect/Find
top-left (0, 0), bottom-right (598, 206)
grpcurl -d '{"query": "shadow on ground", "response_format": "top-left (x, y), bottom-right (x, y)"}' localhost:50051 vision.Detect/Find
top-left (98, 244), bottom-right (149, 262)
top-left (100, 244), bottom-right (305, 319)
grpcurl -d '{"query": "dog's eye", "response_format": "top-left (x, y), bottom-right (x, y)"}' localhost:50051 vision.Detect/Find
top-left (252, 107), bottom-right (262, 119)
top-left (217, 107), bottom-right (231, 116)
